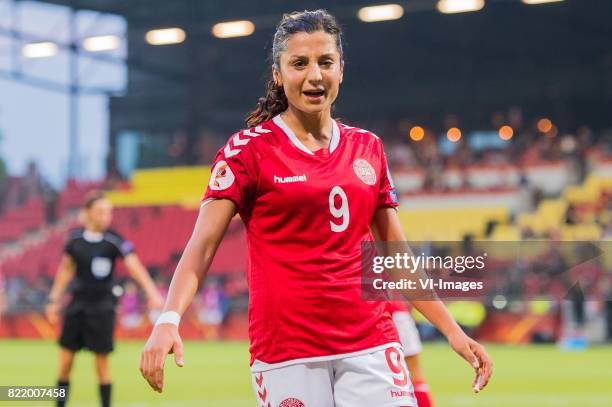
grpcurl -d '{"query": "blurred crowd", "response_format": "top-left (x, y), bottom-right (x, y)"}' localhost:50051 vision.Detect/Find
top-left (384, 124), bottom-right (612, 191)
top-left (0, 161), bottom-right (58, 222)
top-left (2, 120), bottom-right (612, 342)
top-left (0, 270), bottom-right (249, 338)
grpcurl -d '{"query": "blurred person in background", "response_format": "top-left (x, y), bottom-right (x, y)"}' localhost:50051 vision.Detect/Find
top-left (46, 191), bottom-right (164, 407)
top-left (0, 267), bottom-right (5, 325)
top-left (196, 279), bottom-right (226, 339)
top-left (140, 10), bottom-right (491, 406)
top-left (601, 274), bottom-right (612, 343)
top-left (387, 301), bottom-right (435, 407)
top-left (147, 275), bottom-right (169, 323)
top-left (119, 281), bottom-right (143, 330)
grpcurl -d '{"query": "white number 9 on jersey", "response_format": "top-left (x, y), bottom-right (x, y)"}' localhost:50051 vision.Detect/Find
top-left (329, 186), bottom-right (349, 232)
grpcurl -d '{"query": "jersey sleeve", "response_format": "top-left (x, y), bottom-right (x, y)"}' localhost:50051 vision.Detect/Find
top-left (377, 139), bottom-right (400, 209)
top-left (202, 133), bottom-right (258, 212)
top-left (118, 238), bottom-right (135, 258)
top-left (107, 231), bottom-right (135, 258)
top-left (63, 234), bottom-right (76, 258)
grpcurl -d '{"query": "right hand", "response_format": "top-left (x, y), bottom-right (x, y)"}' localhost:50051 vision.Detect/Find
top-left (140, 324), bottom-right (184, 393)
top-left (45, 302), bottom-right (61, 325)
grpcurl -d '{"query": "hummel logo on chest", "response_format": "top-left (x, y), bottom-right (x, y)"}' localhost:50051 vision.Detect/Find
top-left (274, 174), bottom-right (307, 184)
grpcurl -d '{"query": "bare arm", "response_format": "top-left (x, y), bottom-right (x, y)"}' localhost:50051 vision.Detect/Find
top-left (372, 208), bottom-right (462, 336)
top-left (46, 254), bottom-right (76, 324)
top-left (372, 207), bottom-right (493, 391)
top-left (124, 254), bottom-right (164, 309)
top-left (140, 199), bottom-right (236, 392)
top-left (162, 199), bottom-right (236, 315)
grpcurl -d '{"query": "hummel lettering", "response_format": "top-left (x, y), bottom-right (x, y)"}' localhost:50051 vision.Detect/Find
top-left (390, 390), bottom-right (410, 398)
top-left (274, 174), bottom-right (307, 184)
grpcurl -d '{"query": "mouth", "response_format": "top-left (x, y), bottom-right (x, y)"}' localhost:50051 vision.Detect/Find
top-left (303, 89), bottom-right (325, 100)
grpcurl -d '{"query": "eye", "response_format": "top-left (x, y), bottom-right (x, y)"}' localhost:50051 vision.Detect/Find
top-left (292, 60), bottom-right (307, 68)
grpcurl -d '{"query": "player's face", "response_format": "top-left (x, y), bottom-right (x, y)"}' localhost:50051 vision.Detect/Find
top-left (87, 198), bottom-right (113, 231)
top-left (274, 30), bottom-right (343, 115)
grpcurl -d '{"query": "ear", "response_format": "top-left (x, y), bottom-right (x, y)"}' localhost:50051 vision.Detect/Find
top-left (78, 209), bottom-right (86, 225)
top-left (339, 60), bottom-right (344, 84)
top-left (272, 65), bottom-right (282, 87)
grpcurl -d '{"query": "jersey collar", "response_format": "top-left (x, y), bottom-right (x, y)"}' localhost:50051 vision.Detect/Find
top-left (83, 230), bottom-right (104, 243)
top-left (273, 114), bottom-right (340, 155)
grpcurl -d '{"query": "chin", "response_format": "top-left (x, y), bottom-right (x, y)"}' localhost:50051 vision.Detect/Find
top-left (299, 103), bottom-right (328, 115)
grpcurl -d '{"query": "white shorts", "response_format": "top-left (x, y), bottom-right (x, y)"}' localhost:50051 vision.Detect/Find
top-left (392, 311), bottom-right (422, 357)
top-left (250, 346), bottom-right (417, 407)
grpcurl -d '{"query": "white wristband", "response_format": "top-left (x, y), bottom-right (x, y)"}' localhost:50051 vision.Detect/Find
top-left (155, 311), bottom-right (181, 327)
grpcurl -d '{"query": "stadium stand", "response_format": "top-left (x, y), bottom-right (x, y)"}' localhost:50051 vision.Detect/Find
top-left (0, 198), bottom-right (46, 243)
top-left (1, 123), bottom-right (611, 343)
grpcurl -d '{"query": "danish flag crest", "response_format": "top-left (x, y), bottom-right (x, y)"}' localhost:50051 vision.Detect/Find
top-left (224, 125), bottom-right (271, 158)
top-left (279, 398), bottom-right (305, 407)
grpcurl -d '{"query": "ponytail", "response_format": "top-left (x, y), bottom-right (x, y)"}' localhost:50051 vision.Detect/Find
top-left (245, 78), bottom-right (288, 128)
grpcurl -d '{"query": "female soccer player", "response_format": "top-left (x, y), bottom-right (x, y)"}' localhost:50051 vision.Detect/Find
top-left (140, 10), bottom-right (492, 406)
top-left (47, 191), bottom-right (164, 407)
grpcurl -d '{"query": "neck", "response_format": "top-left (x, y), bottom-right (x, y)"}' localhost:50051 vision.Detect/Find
top-left (85, 224), bottom-right (103, 234)
top-left (282, 105), bottom-right (333, 141)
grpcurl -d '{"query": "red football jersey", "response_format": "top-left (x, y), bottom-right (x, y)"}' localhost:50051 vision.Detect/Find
top-left (203, 115), bottom-right (400, 370)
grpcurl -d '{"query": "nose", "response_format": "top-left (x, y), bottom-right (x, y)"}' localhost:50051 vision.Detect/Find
top-left (306, 63), bottom-right (323, 83)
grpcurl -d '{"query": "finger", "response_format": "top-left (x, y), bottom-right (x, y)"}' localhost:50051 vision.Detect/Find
top-left (141, 349), bottom-right (153, 388)
top-left (480, 364), bottom-right (493, 390)
top-left (472, 347), bottom-right (492, 392)
top-left (482, 368), bottom-right (493, 389)
top-left (474, 373), bottom-right (484, 393)
top-left (141, 349), bottom-right (152, 389)
top-left (173, 340), bottom-right (184, 367)
top-left (472, 365), bottom-right (484, 389)
top-left (458, 344), bottom-right (480, 371)
top-left (145, 349), bottom-right (160, 392)
top-left (153, 348), bottom-right (165, 392)
top-left (472, 345), bottom-right (493, 387)
top-left (460, 344), bottom-right (481, 392)
top-left (141, 352), bottom-right (157, 392)
top-left (139, 351), bottom-right (145, 378)
top-left (140, 350), bottom-right (152, 386)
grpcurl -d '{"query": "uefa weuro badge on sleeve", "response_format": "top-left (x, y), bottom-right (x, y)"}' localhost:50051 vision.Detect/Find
top-left (209, 160), bottom-right (236, 191)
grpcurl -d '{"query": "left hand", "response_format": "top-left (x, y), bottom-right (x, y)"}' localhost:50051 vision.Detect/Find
top-left (45, 301), bottom-right (61, 325)
top-left (447, 330), bottom-right (493, 393)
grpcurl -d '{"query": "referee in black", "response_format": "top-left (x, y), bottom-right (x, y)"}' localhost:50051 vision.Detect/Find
top-left (46, 191), bottom-right (164, 407)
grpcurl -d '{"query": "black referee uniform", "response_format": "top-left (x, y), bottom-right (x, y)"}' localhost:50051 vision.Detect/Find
top-left (59, 227), bottom-right (134, 354)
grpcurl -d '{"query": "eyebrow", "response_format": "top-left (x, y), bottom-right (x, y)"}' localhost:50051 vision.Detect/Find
top-left (288, 53), bottom-right (337, 60)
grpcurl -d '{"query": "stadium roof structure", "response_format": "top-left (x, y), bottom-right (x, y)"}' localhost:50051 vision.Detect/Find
top-left (29, 0), bottom-right (612, 167)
